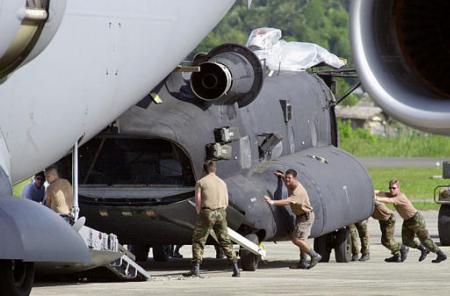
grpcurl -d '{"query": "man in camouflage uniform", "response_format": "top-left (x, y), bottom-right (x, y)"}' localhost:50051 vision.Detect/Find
top-left (372, 199), bottom-right (409, 262)
top-left (349, 219), bottom-right (370, 261)
top-left (376, 179), bottom-right (447, 263)
top-left (186, 160), bottom-right (239, 277)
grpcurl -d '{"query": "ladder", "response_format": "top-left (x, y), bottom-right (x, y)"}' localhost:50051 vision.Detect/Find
top-left (77, 225), bottom-right (150, 281)
top-left (227, 228), bottom-right (266, 259)
top-left (107, 254), bottom-right (150, 281)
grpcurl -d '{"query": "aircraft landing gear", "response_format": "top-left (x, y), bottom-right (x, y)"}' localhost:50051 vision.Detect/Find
top-left (152, 245), bottom-right (169, 262)
top-left (0, 260), bottom-right (35, 296)
top-left (334, 228), bottom-right (352, 262)
top-left (314, 227), bottom-right (352, 263)
top-left (240, 233), bottom-right (260, 271)
top-left (313, 235), bottom-right (331, 262)
top-left (438, 204), bottom-right (450, 246)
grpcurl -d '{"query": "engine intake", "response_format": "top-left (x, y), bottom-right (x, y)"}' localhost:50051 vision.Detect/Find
top-left (350, 0), bottom-right (450, 134)
top-left (190, 44), bottom-right (263, 107)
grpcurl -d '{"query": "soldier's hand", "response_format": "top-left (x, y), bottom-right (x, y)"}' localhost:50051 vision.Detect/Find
top-left (273, 170), bottom-right (284, 178)
top-left (264, 196), bottom-right (274, 205)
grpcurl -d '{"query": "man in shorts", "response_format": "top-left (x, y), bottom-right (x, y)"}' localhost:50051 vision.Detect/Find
top-left (265, 169), bottom-right (321, 269)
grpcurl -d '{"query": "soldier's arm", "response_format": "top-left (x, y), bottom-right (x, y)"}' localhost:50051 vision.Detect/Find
top-left (264, 195), bottom-right (291, 206)
top-left (376, 196), bottom-right (395, 204)
top-left (374, 190), bottom-right (388, 196)
top-left (45, 191), bottom-right (52, 208)
top-left (224, 185), bottom-right (229, 208)
top-left (195, 186), bottom-right (202, 214)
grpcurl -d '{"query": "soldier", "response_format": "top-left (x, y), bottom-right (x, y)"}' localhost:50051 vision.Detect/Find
top-left (372, 198), bottom-right (409, 262)
top-left (21, 171), bottom-right (45, 203)
top-left (264, 169), bottom-right (321, 269)
top-left (44, 165), bottom-right (74, 224)
top-left (186, 160), bottom-right (240, 277)
top-left (375, 179), bottom-right (447, 263)
top-left (349, 219), bottom-right (370, 261)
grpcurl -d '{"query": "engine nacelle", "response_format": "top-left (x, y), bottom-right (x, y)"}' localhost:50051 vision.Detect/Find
top-left (190, 43), bottom-right (263, 107)
top-left (0, 0), bottom-right (67, 79)
top-left (350, 0), bottom-right (450, 134)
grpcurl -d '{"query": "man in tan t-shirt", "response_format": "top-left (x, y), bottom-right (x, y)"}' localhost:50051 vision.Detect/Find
top-left (376, 179), bottom-right (446, 263)
top-left (265, 169), bottom-right (321, 269)
top-left (186, 160), bottom-right (239, 277)
top-left (44, 165), bottom-right (74, 223)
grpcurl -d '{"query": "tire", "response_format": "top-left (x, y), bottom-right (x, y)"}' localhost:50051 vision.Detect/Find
top-left (240, 233), bottom-right (260, 271)
top-left (0, 260), bottom-right (34, 296)
top-left (314, 235), bottom-right (331, 263)
top-left (129, 245), bottom-right (150, 262)
top-left (152, 245), bottom-right (169, 262)
top-left (334, 227), bottom-right (352, 263)
top-left (438, 205), bottom-right (450, 246)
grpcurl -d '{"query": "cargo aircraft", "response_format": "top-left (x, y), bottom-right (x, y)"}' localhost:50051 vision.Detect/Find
top-left (0, 0), bottom-right (235, 295)
top-left (1, 1), bottom-right (449, 295)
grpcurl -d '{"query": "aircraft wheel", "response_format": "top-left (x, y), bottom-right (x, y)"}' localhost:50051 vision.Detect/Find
top-left (334, 227), bottom-right (352, 262)
top-left (314, 235), bottom-right (331, 263)
top-left (0, 260), bottom-right (34, 296)
top-left (438, 204), bottom-right (450, 246)
top-left (240, 233), bottom-right (260, 271)
top-left (152, 245), bottom-right (169, 262)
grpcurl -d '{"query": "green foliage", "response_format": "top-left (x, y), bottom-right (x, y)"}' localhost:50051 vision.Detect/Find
top-left (12, 178), bottom-right (31, 198)
top-left (369, 167), bottom-right (448, 210)
top-left (336, 79), bottom-right (360, 106)
top-left (196, 0), bottom-right (352, 61)
top-left (338, 120), bottom-right (450, 157)
top-left (195, 0), bottom-right (358, 102)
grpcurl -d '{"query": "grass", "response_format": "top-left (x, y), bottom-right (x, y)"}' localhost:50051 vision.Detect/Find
top-left (339, 120), bottom-right (450, 157)
top-left (12, 178), bottom-right (31, 198)
top-left (368, 167), bottom-right (450, 210)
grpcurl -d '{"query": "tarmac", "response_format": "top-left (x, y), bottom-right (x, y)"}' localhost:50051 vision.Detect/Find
top-left (31, 211), bottom-right (450, 296)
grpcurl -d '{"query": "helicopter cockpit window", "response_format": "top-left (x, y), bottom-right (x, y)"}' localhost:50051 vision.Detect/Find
top-left (77, 138), bottom-right (194, 186)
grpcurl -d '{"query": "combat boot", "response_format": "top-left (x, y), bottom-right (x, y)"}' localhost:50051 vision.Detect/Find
top-left (232, 261), bottom-right (240, 277)
top-left (400, 245), bottom-right (409, 262)
top-left (359, 253), bottom-right (370, 261)
top-left (431, 251), bottom-right (447, 263)
top-left (308, 253), bottom-right (322, 269)
top-left (184, 262), bottom-right (200, 277)
top-left (384, 254), bottom-right (401, 263)
top-left (351, 254), bottom-right (359, 262)
top-left (417, 245), bottom-right (430, 262)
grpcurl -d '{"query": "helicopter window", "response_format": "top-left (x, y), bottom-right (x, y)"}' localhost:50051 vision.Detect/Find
top-left (76, 138), bottom-right (194, 186)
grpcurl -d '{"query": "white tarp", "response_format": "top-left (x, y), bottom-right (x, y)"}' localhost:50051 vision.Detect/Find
top-left (246, 27), bottom-right (347, 71)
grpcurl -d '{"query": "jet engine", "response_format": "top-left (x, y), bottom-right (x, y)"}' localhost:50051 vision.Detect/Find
top-left (350, 0), bottom-right (450, 134)
top-left (190, 44), bottom-right (264, 107)
top-left (0, 0), bottom-right (67, 79)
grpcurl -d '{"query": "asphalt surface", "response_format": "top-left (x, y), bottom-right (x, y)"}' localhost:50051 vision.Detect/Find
top-left (31, 211), bottom-right (450, 296)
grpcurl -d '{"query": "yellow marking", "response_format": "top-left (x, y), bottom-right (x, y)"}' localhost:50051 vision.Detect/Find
top-left (151, 93), bottom-right (163, 104)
